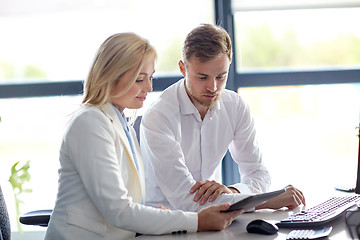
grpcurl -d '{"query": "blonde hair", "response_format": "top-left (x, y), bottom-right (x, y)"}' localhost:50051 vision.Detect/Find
top-left (182, 23), bottom-right (232, 67)
top-left (82, 33), bottom-right (157, 106)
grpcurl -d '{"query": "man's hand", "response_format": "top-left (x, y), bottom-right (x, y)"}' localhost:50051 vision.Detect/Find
top-left (256, 185), bottom-right (306, 210)
top-left (190, 180), bottom-right (239, 205)
top-left (197, 203), bottom-right (244, 231)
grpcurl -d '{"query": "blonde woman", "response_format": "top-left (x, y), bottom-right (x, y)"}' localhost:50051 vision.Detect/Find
top-left (44, 33), bottom-right (243, 240)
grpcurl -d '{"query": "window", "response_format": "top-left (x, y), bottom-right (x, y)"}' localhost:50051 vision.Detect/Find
top-left (234, 7), bottom-right (360, 71)
top-left (1, 0), bottom-right (360, 236)
top-left (0, 0), bottom-right (214, 84)
top-left (230, 0), bottom-right (360, 87)
top-left (226, 0), bottom-right (360, 191)
top-left (0, 95), bottom-right (81, 231)
top-left (238, 83), bottom-right (360, 195)
top-left (0, 0), bottom-right (214, 234)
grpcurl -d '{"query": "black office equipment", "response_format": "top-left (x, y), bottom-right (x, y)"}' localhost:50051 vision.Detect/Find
top-left (335, 123), bottom-right (360, 194)
top-left (355, 123), bottom-right (360, 194)
top-left (345, 206), bottom-right (360, 239)
top-left (335, 186), bottom-right (356, 193)
top-left (222, 189), bottom-right (285, 212)
top-left (246, 219), bottom-right (278, 235)
top-left (19, 209), bottom-right (52, 227)
top-left (277, 195), bottom-right (360, 228)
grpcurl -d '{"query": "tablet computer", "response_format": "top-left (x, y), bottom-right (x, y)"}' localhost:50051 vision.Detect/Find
top-left (222, 189), bottom-right (285, 212)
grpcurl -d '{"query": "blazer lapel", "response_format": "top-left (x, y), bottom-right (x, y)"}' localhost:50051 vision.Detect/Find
top-left (129, 129), bottom-right (146, 198)
top-left (99, 103), bottom-right (142, 201)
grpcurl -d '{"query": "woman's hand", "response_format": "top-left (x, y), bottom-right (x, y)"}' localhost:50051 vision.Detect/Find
top-left (197, 203), bottom-right (244, 231)
top-left (190, 180), bottom-right (239, 205)
top-left (156, 205), bottom-right (169, 210)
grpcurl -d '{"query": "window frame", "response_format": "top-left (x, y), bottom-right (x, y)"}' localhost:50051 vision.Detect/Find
top-left (0, 76), bottom-right (181, 98)
top-left (0, 0), bottom-right (359, 186)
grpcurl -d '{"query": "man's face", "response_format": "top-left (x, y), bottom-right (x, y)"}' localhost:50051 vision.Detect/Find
top-left (179, 54), bottom-right (230, 111)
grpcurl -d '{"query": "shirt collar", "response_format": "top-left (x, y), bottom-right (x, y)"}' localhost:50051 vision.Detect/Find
top-left (111, 104), bottom-right (128, 130)
top-left (178, 78), bottom-right (221, 118)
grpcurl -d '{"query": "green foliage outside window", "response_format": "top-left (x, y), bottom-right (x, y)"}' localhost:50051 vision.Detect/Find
top-left (1, 115), bottom-right (32, 233)
top-left (8, 160), bottom-right (32, 233)
top-left (0, 62), bottom-right (46, 82)
top-left (237, 24), bottom-right (360, 70)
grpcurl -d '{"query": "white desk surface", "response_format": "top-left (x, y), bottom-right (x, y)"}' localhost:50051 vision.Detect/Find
top-left (132, 189), bottom-right (355, 240)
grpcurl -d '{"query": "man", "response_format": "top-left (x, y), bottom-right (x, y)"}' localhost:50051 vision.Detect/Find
top-left (140, 24), bottom-right (305, 212)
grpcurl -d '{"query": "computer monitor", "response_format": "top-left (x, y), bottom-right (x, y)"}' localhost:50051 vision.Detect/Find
top-left (336, 124), bottom-right (360, 193)
top-left (355, 125), bottom-right (360, 194)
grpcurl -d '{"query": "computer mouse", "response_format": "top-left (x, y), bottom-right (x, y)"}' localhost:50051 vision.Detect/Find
top-left (246, 219), bottom-right (279, 235)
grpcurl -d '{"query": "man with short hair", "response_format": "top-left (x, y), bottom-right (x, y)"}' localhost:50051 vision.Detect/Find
top-left (141, 23), bottom-right (305, 212)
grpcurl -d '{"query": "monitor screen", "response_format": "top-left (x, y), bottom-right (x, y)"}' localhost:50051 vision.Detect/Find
top-left (356, 124), bottom-right (360, 194)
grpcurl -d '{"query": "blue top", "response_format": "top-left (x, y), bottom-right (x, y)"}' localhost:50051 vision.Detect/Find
top-left (112, 105), bottom-right (140, 173)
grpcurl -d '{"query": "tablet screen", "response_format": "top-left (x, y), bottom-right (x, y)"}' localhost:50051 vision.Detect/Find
top-left (222, 189), bottom-right (285, 212)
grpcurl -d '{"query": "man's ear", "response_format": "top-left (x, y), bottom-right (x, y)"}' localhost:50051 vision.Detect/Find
top-left (178, 60), bottom-right (186, 77)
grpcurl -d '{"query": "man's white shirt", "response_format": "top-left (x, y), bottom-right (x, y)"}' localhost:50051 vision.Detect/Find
top-left (140, 79), bottom-right (271, 212)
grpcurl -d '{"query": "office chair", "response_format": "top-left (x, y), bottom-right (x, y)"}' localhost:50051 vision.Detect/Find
top-left (346, 207), bottom-right (360, 239)
top-left (19, 209), bottom-right (52, 227)
top-left (0, 185), bottom-right (11, 240)
top-left (133, 115), bottom-right (142, 143)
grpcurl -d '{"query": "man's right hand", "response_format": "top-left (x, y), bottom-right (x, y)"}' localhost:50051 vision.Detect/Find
top-left (197, 203), bottom-right (244, 231)
top-left (190, 180), bottom-right (236, 205)
top-left (256, 185), bottom-right (306, 210)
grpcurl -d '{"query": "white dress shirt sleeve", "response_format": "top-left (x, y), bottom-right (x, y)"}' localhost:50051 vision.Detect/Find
top-left (227, 99), bottom-right (271, 194)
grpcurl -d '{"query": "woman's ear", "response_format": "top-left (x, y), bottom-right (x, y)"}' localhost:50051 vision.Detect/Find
top-left (178, 60), bottom-right (186, 77)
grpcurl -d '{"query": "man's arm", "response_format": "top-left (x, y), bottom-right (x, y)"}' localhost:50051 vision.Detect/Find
top-left (190, 180), bottom-right (239, 205)
top-left (228, 98), bottom-right (271, 194)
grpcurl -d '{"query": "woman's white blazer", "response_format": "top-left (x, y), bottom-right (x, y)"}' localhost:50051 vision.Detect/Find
top-left (45, 103), bottom-right (197, 240)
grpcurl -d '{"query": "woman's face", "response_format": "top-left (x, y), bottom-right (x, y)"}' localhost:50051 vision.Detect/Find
top-left (111, 57), bottom-right (155, 113)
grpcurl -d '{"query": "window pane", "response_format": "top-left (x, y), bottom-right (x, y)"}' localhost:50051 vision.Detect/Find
top-left (0, 0), bottom-right (214, 83)
top-left (0, 96), bottom-right (81, 232)
top-left (234, 7), bottom-right (360, 71)
top-left (238, 83), bottom-right (360, 196)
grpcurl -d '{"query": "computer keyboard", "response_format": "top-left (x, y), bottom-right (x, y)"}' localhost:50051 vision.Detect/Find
top-left (277, 195), bottom-right (360, 228)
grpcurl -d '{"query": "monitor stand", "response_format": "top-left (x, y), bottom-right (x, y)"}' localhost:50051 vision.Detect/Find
top-left (336, 124), bottom-right (360, 194)
top-left (335, 186), bottom-right (356, 193)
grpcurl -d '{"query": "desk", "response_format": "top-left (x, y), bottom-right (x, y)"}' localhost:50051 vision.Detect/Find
top-left (133, 190), bottom-right (355, 240)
